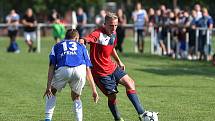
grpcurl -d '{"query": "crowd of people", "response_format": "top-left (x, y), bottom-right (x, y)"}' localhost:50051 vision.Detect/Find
top-left (147, 4), bottom-right (214, 61)
top-left (3, 3), bottom-right (215, 62)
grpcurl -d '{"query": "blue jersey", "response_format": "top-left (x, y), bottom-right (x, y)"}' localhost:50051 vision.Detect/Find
top-left (49, 39), bottom-right (92, 69)
top-left (197, 15), bottom-right (213, 28)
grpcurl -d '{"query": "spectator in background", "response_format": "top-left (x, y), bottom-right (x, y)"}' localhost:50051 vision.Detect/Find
top-left (178, 10), bottom-right (191, 59)
top-left (22, 8), bottom-right (37, 52)
top-left (132, 2), bottom-right (148, 53)
top-left (158, 7), bottom-right (168, 55)
top-left (6, 9), bottom-right (20, 53)
top-left (148, 8), bottom-right (156, 33)
top-left (188, 10), bottom-right (198, 60)
top-left (197, 8), bottom-right (213, 61)
top-left (48, 9), bottom-right (60, 23)
top-left (153, 9), bottom-right (162, 54)
top-left (52, 17), bottom-right (66, 43)
top-left (63, 9), bottom-right (77, 29)
top-left (194, 3), bottom-right (202, 20)
top-left (116, 8), bottom-right (127, 53)
top-left (76, 7), bottom-right (87, 38)
top-left (95, 9), bottom-right (106, 27)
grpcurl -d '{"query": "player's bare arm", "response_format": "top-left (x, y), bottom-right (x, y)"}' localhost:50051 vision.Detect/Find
top-left (43, 64), bottom-right (55, 98)
top-left (86, 67), bottom-right (99, 103)
top-left (111, 48), bottom-right (125, 70)
top-left (22, 19), bottom-right (33, 27)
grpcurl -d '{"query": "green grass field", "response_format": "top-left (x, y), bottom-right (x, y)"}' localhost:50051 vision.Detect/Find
top-left (0, 36), bottom-right (215, 121)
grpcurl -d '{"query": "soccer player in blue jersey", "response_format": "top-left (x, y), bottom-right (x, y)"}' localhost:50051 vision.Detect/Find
top-left (43, 29), bottom-right (99, 121)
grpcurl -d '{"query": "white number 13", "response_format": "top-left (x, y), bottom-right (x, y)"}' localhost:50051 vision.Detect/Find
top-left (62, 41), bottom-right (77, 51)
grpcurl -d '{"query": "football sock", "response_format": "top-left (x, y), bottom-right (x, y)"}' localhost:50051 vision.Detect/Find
top-left (45, 96), bottom-right (56, 120)
top-left (108, 99), bottom-right (121, 120)
top-left (73, 99), bottom-right (83, 121)
top-left (127, 90), bottom-right (145, 114)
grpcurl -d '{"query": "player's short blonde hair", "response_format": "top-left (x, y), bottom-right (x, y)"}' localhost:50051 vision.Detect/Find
top-left (105, 12), bottom-right (118, 23)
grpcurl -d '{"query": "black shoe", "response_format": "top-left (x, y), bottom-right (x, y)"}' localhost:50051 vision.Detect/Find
top-left (32, 47), bottom-right (37, 52)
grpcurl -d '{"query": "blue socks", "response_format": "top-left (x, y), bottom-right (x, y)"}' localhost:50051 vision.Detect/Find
top-left (108, 99), bottom-right (121, 120)
top-left (127, 90), bottom-right (145, 114)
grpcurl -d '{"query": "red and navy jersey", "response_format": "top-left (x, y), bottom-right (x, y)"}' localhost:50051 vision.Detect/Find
top-left (49, 39), bottom-right (92, 69)
top-left (84, 27), bottom-right (117, 77)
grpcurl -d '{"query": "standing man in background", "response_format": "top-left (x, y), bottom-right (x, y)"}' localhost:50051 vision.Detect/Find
top-left (22, 8), bottom-right (37, 52)
top-left (6, 9), bottom-right (20, 53)
top-left (76, 7), bottom-right (87, 38)
top-left (132, 2), bottom-right (148, 53)
top-left (116, 8), bottom-right (127, 53)
top-left (197, 8), bottom-right (213, 61)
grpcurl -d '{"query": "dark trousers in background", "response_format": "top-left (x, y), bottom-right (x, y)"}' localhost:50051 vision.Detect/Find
top-left (7, 30), bottom-right (19, 52)
top-left (116, 26), bottom-right (125, 53)
top-left (137, 29), bottom-right (144, 53)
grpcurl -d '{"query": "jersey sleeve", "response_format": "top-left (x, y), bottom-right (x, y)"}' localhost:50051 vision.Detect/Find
top-left (84, 29), bottom-right (100, 43)
top-left (81, 44), bottom-right (92, 67)
top-left (208, 17), bottom-right (214, 25)
top-left (49, 46), bottom-right (57, 66)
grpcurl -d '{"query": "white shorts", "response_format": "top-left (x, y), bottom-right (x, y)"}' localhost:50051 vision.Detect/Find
top-left (51, 65), bottom-right (86, 95)
top-left (24, 32), bottom-right (36, 42)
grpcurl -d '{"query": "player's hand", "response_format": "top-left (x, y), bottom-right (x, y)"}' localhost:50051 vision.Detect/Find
top-left (43, 88), bottom-right (53, 99)
top-left (79, 39), bottom-right (85, 44)
top-left (118, 61), bottom-right (125, 71)
top-left (92, 91), bottom-right (99, 103)
top-left (29, 23), bottom-right (34, 27)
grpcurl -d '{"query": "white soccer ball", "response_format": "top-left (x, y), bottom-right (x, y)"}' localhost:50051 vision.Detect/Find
top-left (144, 111), bottom-right (159, 121)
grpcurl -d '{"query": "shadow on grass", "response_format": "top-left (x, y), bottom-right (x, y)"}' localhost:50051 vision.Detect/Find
top-left (121, 52), bottom-right (215, 77)
top-left (135, 67), bottom-right (215, 77)
top-left (121, 52), bottom-right (169, 60)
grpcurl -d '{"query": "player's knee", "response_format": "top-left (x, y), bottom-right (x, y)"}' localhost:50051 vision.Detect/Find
top-left (71, 92), bottom-right (80, 101)
top-left (123, 79), bottom-right (135, 90)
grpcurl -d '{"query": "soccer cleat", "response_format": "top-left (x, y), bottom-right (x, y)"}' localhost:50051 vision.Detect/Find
top-left (139, 111), bottom-right (159, 121)
top-left (32, 47), bottom-right (37, 52)
top-left (115, 118), bottom-right (125, 121)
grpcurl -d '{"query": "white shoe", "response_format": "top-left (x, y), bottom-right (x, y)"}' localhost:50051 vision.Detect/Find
top-left (187, 55), bottom-right (192, 60)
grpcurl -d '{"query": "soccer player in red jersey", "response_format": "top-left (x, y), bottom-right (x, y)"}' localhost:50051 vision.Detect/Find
top-left (81, 12), bottom-right (147, 121)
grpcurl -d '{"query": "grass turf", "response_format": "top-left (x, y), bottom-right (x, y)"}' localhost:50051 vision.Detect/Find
top-left (0, 36), bottom-right (215, 121)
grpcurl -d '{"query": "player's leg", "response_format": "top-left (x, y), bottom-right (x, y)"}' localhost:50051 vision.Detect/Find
top-left (115, 67), bottom-right (145, 118)
top-left (138, 29), bottom-right (144, 53)
top-left (107, 94), bottom-right (124, 121)
top-left (94, 75), bottom-right (123, 121)
top-left (119, 75), bottom-right (145, 114)
top-left (45, 87), bottom-right (57, 121)
top-left (30, 32), bottom-right (37, 52)
top-left (45, 67), bottom-right (69, 121)
top-left (69, 65), bottom-right (86, 121)
top-left (24, 32), bottom-right (33, 52)
top-left (137, 30), bottom-right (141, 52)
top-left (71, 91), bottom-right (83, 121)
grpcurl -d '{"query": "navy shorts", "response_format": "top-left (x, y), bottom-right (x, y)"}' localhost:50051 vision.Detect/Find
top-left (94, 67), bottom-right (127, 95)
